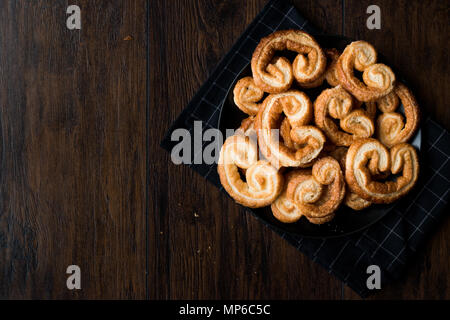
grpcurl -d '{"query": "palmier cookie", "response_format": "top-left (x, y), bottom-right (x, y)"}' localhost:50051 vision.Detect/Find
top-left (314, 86), bottom-right (374, 146)
top-left (327, 146), bottom-right (371, 210)
top-left (233, 77), bottom-right (264, 115)
top-left (218, 135), bottom-right (283, 208)
top-left (376, 83), bottom-right (420, 148)
top-left (285, 157), bottom-right (346, 223)
top-left (251, 30), bottom-right (326, 93)
top-left (336, 41), bottom-right (395, 102)
top-left (255, 91), bottom-right (325, 168)
top-left (345, 138), bottom-right (419, 204)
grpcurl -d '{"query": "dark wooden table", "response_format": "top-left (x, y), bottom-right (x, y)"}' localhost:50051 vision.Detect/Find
top-left (0, 0), bottom-right (448, 299)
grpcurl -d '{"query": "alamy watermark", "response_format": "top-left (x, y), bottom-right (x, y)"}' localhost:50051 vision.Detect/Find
top-left (66, 265), bottom-right (81, 290)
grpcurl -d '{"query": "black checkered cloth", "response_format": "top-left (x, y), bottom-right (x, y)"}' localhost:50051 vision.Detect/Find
top-left (161, 0), bottom-right (450, 297)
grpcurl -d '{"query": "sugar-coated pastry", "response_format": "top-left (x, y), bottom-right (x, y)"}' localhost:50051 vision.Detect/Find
top-left (327, 146), bottom-right (372, 210)
top-left (236, 116), bottom-right (256, 137)
top-left (314, 86), bottom-right (374, 146)
top-left (251, 30), bottom-right (326, 92)
top-left (345, 138), bottom-right (419, 204)
top-left (376, 83), bottom-right (420, 147)
top-left (324, 48), bottom-right (341, 87)
top-left (233, 77), bottom-right (264, 115)
top-left (276, 91), bottom-right (313, 127)
top-left (255, 91), bottom-right (325, 168)
top-left (272, 170), bottom-right (336, 224)
top-left (280, 117), bottom-right (328, 168)
top-left (336, 41), bottom-right (395, 102)
top-left (340, 109), bottom-right (375, 138)
top-left (280, 117), bottom-right (299, 150)
top-left (218, 135), bottom-right (283, 208)
top-left (375, 90), bottom-right (399, 113)
top-left (286, 157), bottom-right (345, 223)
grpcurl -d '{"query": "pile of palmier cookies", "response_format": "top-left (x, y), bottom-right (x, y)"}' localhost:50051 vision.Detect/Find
top-left (218, 30), bottom-right (420, 225)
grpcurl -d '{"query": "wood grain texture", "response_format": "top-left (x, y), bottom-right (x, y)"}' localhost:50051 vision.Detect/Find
top-left (342, 0), bottom-right (450, 299)
top-left (0, 0), bottom-right (147, 298)
top-left (148, 0), bottom-right (343, 300)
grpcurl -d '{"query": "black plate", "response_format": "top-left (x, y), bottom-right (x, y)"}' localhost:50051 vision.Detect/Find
top-left (218, 34), bottom-right (422, 238)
